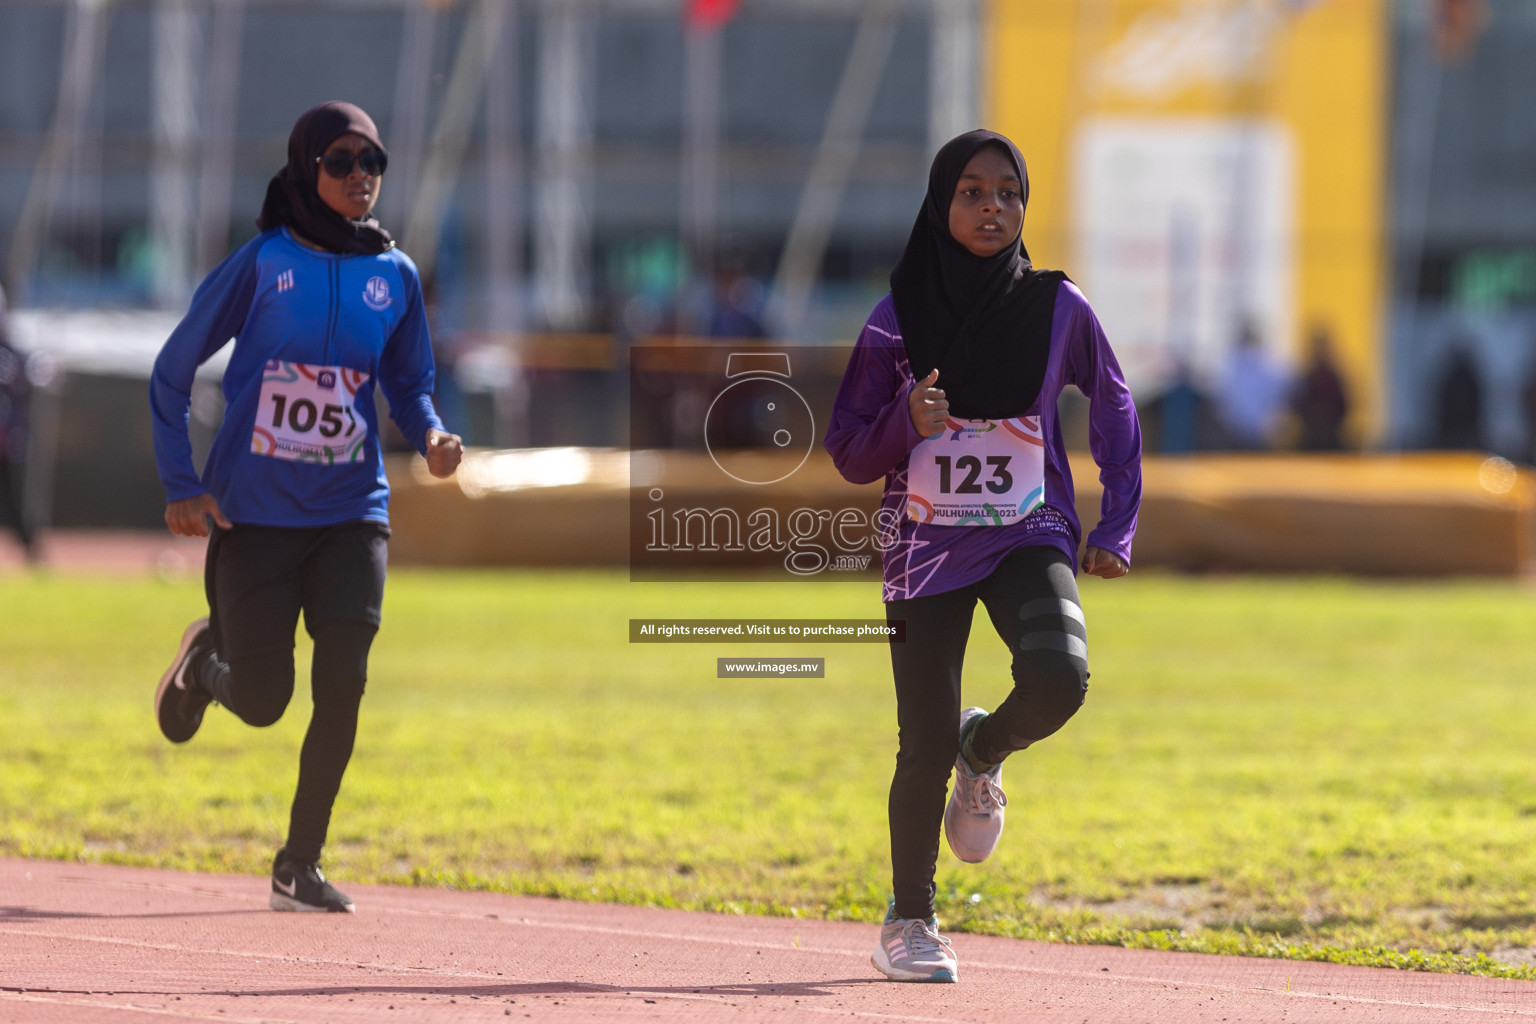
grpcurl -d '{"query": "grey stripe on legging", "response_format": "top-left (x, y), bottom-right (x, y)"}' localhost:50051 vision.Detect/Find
top-left (1018, 596), bottom-right (1085, 626)
top-left (1020, 631), bottom-right (1088, 660)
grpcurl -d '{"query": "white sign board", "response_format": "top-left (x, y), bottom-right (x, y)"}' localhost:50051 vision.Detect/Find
top-left (1072, 117), bottom-right (1294, 390)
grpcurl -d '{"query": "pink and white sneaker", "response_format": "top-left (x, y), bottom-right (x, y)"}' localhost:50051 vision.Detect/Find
top-left (871, 904), bottom-right (957, 982)
top-left (944, 706), bottom-right (1008, 863)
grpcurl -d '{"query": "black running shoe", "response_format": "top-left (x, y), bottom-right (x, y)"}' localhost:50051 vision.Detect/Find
top-left (155, 618), bottom-right (213, 744)
top-left (270, 849), bottom-right (355, 913)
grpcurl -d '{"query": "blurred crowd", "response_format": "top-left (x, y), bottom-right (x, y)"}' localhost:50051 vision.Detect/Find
top-left (1144, 319), bottom-right (1536, 464)
top-left (0, 286), bottom-right (37, 559)
top-left (1144, 321), bottom-right (1350, 455)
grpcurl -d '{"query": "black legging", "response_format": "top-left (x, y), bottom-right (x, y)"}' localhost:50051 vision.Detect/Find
top-left (194, 521), bottom-right (386, 865)
top-left (884, 544), bottom-right (1088, 921)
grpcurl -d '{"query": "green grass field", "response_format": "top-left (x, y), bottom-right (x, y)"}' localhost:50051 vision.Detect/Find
top-left (3, 568), bottom-right (1536, 978)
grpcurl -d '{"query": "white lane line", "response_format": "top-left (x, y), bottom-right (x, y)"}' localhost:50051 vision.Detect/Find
top-left (0, 990), bottom-right (293, 1024)
top-left (357, 905), bottom-right (1536, 1018)
top-left (11, 875), bottom-right (1536, 1020)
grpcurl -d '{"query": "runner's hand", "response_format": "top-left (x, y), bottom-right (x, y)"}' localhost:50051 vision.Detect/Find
top-left (1081, 545), bottom-right (1128, 579)
top-left (909, 369), bottom-right (948, 438)
top-left (165, 494), bottom-right (231, 538)
top-left (425, 429), bottom-right (464, 479)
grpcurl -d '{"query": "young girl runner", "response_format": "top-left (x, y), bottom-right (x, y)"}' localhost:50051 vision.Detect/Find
top-left (151, 101), bottom-right (463, 913)
top-left (826, 130), bottom-right (1141, 982)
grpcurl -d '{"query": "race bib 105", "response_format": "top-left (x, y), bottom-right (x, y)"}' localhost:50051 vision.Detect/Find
top-left (250, 360), bottom-right (369, 464)
top-left (907, 416), bottom-right (1046, 526)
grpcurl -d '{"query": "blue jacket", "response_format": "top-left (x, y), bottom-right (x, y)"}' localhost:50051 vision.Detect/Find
top-left (150, 227), bottom-right (446, 528)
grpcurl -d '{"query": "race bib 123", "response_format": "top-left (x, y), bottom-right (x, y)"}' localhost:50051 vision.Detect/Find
top-left (906, 416), bottom-right (1046, 526)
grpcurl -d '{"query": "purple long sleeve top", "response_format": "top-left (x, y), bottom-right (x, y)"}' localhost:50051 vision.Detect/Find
top-left (825, 283), bottom-right (1142, 602)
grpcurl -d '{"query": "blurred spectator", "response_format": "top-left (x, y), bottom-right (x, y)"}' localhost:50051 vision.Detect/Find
top-left (1433, 346), bottom-right (1484, 450)
top-left (1522, 351), bottom-right (1536, 464)
top-left (1291, 325), bottom-right (1350, 451)
top-left (1155, 355), bottom-right (1206, 454)
top-left (0, 287), bottom-right (37, 559)
top-left (1216, 319), bottom-right (1288, 449)
top-left (706, 262), bottom-right (767, 339)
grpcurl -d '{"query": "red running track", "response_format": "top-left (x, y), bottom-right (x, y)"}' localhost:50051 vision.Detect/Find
top-left (4, 539), bottom-right (1536, 1019)
top-left (1, 859), bottom-right (1533, 1023)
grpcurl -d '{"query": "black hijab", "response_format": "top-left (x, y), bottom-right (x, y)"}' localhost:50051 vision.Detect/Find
top-left (256, 101), bottom-right (394, 256)
top-left (890, 129), bottom-right (1065, 420)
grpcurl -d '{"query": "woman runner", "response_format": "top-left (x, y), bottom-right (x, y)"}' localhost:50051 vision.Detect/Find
top-left (826, 130), bottom-right (1141, 981)
top-left (150, 101), bottom-right (463, 913)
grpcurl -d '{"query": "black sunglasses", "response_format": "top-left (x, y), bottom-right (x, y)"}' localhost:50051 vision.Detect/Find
top-left (315, 149), bottom-right (388, 179)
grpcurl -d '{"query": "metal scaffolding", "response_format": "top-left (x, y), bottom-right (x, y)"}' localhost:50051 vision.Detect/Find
top-left (149, 0), bottom-right (198, 309)
top-left (534, 0), bottom-right (594, 331)
top-left (5, 0), bottom-right (962, 336)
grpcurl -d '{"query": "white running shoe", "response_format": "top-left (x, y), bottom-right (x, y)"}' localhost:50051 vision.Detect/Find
top-left (944, 706), bottom-right (1007, 863)
top-left (871, 904), bottom-right (957, 982)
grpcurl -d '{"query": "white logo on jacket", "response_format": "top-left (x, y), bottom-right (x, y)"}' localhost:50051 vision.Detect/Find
top-left (276, 269), bottom-right (295, 293)
top-left (362, 276), bottom-right (391, 311)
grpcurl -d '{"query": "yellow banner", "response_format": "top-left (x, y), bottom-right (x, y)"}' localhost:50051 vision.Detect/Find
top-left (991, 0), bottom-right (1386, 442)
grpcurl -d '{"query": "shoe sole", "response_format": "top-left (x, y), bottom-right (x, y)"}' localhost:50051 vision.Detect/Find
top-left (154, 618), bottom-right (209, 744)
top-left (944, 797), bottom-right (1002, 863)
top-left (870, 950), bottom-right (957, 983)
top-left (946, 706), bottom-right (1004, 863)
top-left (944, 780), bottom-right (1005, 863)
top-left (270, 891), bottom-right (355, 913)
